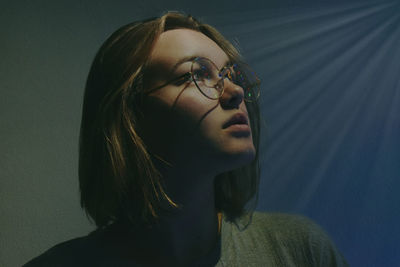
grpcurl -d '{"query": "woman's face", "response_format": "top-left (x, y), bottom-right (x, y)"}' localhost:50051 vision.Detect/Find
top-left (139, 29), bottom-right (256, 175)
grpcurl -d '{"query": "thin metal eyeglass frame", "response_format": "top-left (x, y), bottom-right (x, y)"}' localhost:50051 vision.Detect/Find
top-left (144, 57), bottom-right (259, 102)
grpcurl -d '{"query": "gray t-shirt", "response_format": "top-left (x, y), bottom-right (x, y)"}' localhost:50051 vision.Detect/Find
top-left (216, 211), bottom-right (348, 266)
top-left (24, 211), bottom-right (348, 266)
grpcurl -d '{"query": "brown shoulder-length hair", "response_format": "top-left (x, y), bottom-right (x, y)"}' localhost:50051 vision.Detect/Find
top-left (79, 11), bottom-right (260, 231)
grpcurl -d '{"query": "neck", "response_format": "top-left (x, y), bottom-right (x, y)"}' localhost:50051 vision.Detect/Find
top-left (110, 167), bottom-right (223, 266)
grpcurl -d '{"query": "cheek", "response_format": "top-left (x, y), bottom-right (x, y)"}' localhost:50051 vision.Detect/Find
top-left (140, 93), bottom-right (211, 145)
top-left (169, 86), bottom-right (217, 127)
top-left (175, 95), bottom-right (222, 144)
top-left (178, 97), bottom-right (211, 122)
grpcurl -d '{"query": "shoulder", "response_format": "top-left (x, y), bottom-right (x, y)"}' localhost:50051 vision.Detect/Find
top-left (249, 211), bottom-right (349, 266)
top-left (251, 211), bottom-right (328, 237)
top-left (23, 227), bottom-right (141, 267)
top-left (23, 235), bottom-right (98, 267)
top-left (242, 211), bottom-right (329, 247)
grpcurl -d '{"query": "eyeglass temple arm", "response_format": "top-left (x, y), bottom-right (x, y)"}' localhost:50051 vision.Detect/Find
top-left (145, 72), bottom-right (192, 95)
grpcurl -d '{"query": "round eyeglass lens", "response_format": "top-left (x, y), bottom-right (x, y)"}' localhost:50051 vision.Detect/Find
top-left (191, 58), bottom-right (223, 99)
top-left (232, 63), bottom-right (260, 102)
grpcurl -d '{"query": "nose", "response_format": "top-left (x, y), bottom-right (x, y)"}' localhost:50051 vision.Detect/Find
top-left (219, 79), bottom-right (244, 109)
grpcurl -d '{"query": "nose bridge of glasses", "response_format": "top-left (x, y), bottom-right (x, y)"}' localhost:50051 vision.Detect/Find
top-left (195, 57), bottom-right (259, 102)
top-left (221, 74), bottom-right (245, 102)
top-left (219, 66), bottom-right (242, 88)
top-left (217, 66), bottom-right (233, 84)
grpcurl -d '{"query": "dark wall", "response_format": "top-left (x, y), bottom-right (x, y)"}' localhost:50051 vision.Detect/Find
top-left (1, 0), bottom-right (398, 266)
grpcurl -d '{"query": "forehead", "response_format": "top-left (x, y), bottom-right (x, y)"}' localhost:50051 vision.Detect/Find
top-left (148, 29), bottom-right (230, 70)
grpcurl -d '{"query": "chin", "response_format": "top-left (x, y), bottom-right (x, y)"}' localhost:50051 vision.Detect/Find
top-left (219, 146), bottom-right (256, 172)
top-left (236, 147), bottom-right (256, 165)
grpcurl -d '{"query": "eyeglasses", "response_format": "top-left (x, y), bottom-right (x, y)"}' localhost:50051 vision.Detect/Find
top-left (145, 57), bottom-right (260, 102)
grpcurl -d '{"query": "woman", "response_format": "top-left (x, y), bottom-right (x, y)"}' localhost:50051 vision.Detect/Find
top-left (24, 11), bottom-right (348, 266)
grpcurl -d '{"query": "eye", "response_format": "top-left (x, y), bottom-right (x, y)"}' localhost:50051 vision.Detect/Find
top-left (193, 63), bottom-right (218, 81)
top-left (193, 68), bottom-right (209, 81)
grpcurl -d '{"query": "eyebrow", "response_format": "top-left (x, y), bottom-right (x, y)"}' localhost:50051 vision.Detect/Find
top-left (171, 55), bottom-right (232, 73)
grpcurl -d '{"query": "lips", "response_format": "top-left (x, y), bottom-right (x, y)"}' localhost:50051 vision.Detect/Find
top-left (223, 113), bottom-right (249, 129)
